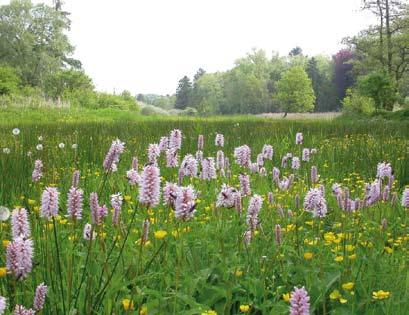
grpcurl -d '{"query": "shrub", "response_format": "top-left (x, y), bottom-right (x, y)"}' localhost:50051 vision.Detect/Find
top-left (0, 66), bottom-right (20, 95)
top-left (342, 89), bottom-right (375, 114)
top-left (140, 105), bottom-right (170, 116)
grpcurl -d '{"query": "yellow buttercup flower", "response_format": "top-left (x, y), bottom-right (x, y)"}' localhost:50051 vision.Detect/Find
top-left (239, 304), bottom-right (250, 312)
top-left (139, 305), bottom-right (148, 315)
top-left (27, 199), bottom-right (36, 206)
top-left (342, 282), bottom-right (354, 291)
top-left (2, 240), bottom-right (10, 248)
top-left (122, 299), bottom-right (134, 311)
top-left (372, 290), bottom-right (391, 300)
top-left (0, 267), bottom-right (7, 277)
top-left (154, 230), bottom-right (167, 239)
top-left (304, 252), bottom-right (313, 260)
top-left (330, 290), bottom-right (341, 300)
top-left (282, 293), bottom-right (290, 302)
top-left (334, 256), bottom-right (344, 262)
top-left (235, 269), bottom-right (243, 277)
top-left (201, 310), bottom-right (217, 315)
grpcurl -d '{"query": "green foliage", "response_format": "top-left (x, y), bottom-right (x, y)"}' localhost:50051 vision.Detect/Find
top-left (342, 88), bottom-right (375, 114)
top-left (140, 104), bottom-right (170, 116)
top-left (0, 0), bottom-right (80, 87)
top-left (175, 76), bottom-right (192, 109)
top-left (276, 66), bottom-right (316, 114)
top-left (44, 70), bottom-right (93, 99)
top-left (357, 71), bottom-right (396, 111)
top-left (0, 65), bottom-right (20, 95)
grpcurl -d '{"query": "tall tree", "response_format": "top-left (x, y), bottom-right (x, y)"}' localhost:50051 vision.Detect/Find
top-left (175, 76), bottom-right (192, 109)
top-left (0, 0), bottom-right (80, 87)
top-left (333, 49), bottom-right (355, 105)
top-left (276, 66), bottom-right (315, 116)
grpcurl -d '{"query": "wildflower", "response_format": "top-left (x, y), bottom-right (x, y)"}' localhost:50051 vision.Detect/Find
top-left (166, 148), bottom-right (179, 168)
top-left (197, 134), bottom-right (204, 150)
top-left (0, 268), bottom-right (6, 277)
top-left (272, 167), bottom-right (280, 182)
top-left (32, 160), bottom-right (43, 183)
top-left (180, 154), bottom-right (198, 178)
top-left (58, 143), bottom-right (65, 149)
top-left (71, 144), bottom-right (78, 149)
top-left (72, 170), bottom-right (80, 188)
top-left (402, 188), bottom-right (409, 208)
top-left (283, 293), bottom-right (290, 302)
top-left (334, 256), bottom-right (344, 262)
top-left (216, 150), bottom-right (225, 170)
top-left (83, 223), bottom-right (95, 240)
top-left (201, 158), bottom-right (216, 180)
top-left (239, 305), bottom-right (250, 312)
top-left (304, 188), bottom-right (327, 218)
top-left (215, 133), bottom-right (224, 147)
top-left (36, 144), bottom-right (43, 151)
top-left (216, 184), bottom-right (238, 208)
top-left (201, 310), bottom-right (217, 315)
top-left (311, 166), bottom-right (318, 184)
top-left (90, 192), bottom-right (107, 225)
top-left (6, 237), bottom-right (33, 279)
top-left (239, 173), bottom-right (251, 196)
top-left (262, 144), bottom-right (273, 160)
top-left (159, 136), bottom-right (169, 151)
top-left (122, 299), bottom-right (134, 311)
top-left (13, 305), bottom-right (35, 315)
top-left (2, 204), bottom-right (14, 220)
top-left (302, 148), bottom-right (310, 162)
top-left (377, 162), bottom-right (392, 178)
top-left (103, 139), bottom-right (125, 173)
top-left (163, 182), bottom-right (179, 207)
top-left (11, 208), bottom-right (31, 239)
top-left (139, 165), bottom-right (161, 208)
top-left (290, 286), bottom-right (310, 315)
top-left (154, 230), bottom-right (167, 239)
top-left (234, 145), bottom-right (251, 167)
top-left (246, 195), bottom-right (263, 230)
top-left (234, 192), bottom-right (243, 214)
top-left (304, 252), bottom-right (313, 260)
top-left (126, 169), bottom-right (140, 185)
top-left (278, 175), bottom-right (294, 191)
top-left (111, 193), bottom-right (123, 225)
top-left (40, 187), bottom-right (59, 219)
top-left (295, 132), bottom-right (303, 145)
top-left (2, 148), bottom-right (10, 154)
top-left (195, 150), bottom-right (203, 163)
top-left (169, 129), bottom-right (182, 150)
top-left (174, 186), bottom-right (196, 220)
top-left (292, 157), bottom-right (301, 170)
top-left (0, 296), bottom-right (5, 314)
top-left (330, 289), bottom-right (341, 300)
top-left (33, 283), bottom-right (48, 311)
top-left (342, 282), bottom-right (354, 291)
top-left (372, 290), bottom-right (391, 300)
top-left (67, 187), bottom-right (83, 220)
top-left (12, 128), bottom-right (20, 136)
top-left (147, 143), bottom-right (160, 165)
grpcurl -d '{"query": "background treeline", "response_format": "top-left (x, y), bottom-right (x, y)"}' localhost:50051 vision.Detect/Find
top-left (1, 0), bottom-right (409, 115)
top-left (0, 0), bottom-right (139, 110)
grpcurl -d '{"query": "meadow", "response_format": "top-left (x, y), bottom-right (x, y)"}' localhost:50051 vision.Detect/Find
top-left (0, 112), bottom-right (408, 315)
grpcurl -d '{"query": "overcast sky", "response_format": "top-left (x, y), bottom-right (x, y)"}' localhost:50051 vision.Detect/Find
top-left (3, 0), bottom-right (376, 95)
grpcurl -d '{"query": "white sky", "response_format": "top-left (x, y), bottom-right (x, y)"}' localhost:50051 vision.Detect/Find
top-left (2, 0), bottom-right (376, 95)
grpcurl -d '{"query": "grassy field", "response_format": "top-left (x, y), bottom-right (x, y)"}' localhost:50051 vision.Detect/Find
top-left (0, 109), bottom-right (408, 314)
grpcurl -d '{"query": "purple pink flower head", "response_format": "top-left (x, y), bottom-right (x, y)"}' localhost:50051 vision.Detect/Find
top-left (32, 160), bottom-right (43, 183)
top-left (33, 283), bottom-right (48, 311)
top-left (67, 187), bottom-right (83, 220)
top-left (402, 188), bottom-right (409, 208)
top-left (174, 185), bottom-right (197, 220)
top-left (103, 139), bottom-right (125, 173)
top-left (295, 132), bottom-right (303, 145)
top-left (6, 237), bottom-right (33, 279)
top-left (216, 184), bottom-right (238, 208)
top-left (201, 158), bottom-right (216, 180)
top-left (0, 296), bottom-right (5, 315)
top-left (11, 208), bottom-right (31, 240)
top-left (215, 133), bottom-right (224, 147)
top-left (234, 145), bottom-right (251, 167)
top-left (169, 129), bottom-right (182, 150)
top-left (40, 187), bottom-right (59, 220)
top-left (290, 286), bottom-right (310, 315)
top-left (139, 164), bottom-right (161, 208)
top-left (304, 188), bottom-right (327, 218)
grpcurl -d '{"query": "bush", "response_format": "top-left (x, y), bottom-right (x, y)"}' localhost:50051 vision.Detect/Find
top-left (179, 107), bottom-right (198, 116)
top-left (0, 66), bottom-right (20, 95)
top-left (342, 89), bottom-right (375, 114)
top-left (140, 105), bottom-right (170, 116)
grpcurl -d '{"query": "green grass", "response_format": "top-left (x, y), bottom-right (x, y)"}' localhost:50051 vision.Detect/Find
top-left (0, 108), bottom-right (408, 314)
